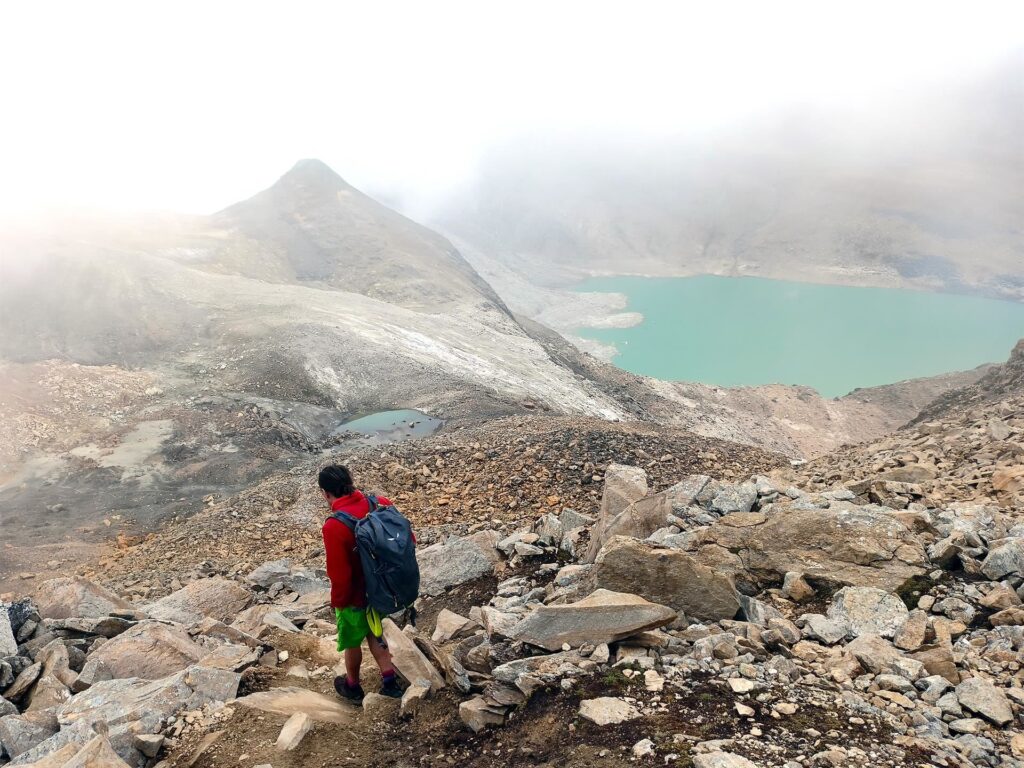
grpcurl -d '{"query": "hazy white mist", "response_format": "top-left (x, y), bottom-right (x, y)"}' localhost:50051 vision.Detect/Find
top-left (0, 0), bottom-right (1022, 218)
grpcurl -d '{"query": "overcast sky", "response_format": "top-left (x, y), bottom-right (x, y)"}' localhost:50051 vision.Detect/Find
top-left (1, 0), bottom-right (1022, 217)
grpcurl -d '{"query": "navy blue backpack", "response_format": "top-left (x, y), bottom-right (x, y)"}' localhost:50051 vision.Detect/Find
top-left (332, 492), bottom-right (420, 620)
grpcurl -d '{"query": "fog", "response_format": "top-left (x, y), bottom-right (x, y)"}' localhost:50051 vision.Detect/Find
top-left (0, 0), bottom-right (1022, 220)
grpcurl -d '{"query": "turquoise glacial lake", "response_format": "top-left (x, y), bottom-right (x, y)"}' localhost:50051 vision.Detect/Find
top-left (575, 275), bottom-right (1024, 398)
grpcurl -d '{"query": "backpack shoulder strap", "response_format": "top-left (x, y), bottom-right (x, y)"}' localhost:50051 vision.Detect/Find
top-left (330, 510), bottom-right (359, 533)
top-left (363, 492), bottom-right (379, 513)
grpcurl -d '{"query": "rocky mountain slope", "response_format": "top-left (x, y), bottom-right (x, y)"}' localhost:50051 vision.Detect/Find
top-left (4, 438), bottom-right (1024, 767)
top-left (790, 339), bottom-right (1024, 511)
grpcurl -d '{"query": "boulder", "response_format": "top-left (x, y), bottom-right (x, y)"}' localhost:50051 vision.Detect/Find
top-left (585, 493), bottom-right (670, 563)
top-left (710, 482), bottom-right (758, 515)
top-left (145, 578), bottom-right (252, 625)
top-left (956, 677), bottom-right (1014, 726)
top-left (827, 587), bottom-right (909, 639)
top-left (584, 465), bottom-right (649, 561)
top-left (247, 560), bottom-right (330, 595)
top-left (33, 578), bottom-right (136, 621)
top-left (663, 475), bottom-right (713, 513)
top-left (894, 610), bottom-right (928, 651)
top-left (56, 666), bottom-right (237, 751)
top-left (692, 754), bottom-right (759, 768)
top-left (599, 464), bottom-right (649, 520)
top-left (509, 589), bottom-right (676, 651)
top-left (87, 622), bottom-right (203, 680)
top-left (59, 735), bottom-right (133, 768)
top-left (912, 643), bottom-right (960, 684)
top-left (234, 686), bottom-right (354, 723)
top-left (0, 711), bottom-right (59, 759)
top-left (982, 539), bottom-right (1024, 581)
top-left (15, 742), bottom-right (80, 768)
top-left (588, 537), bottom-right (740, 622)
top-left (382, 620), bottom-right (445, 692)
top-left (844, 634), bottom-right (902, 675)
top-left (431, 609), bottom-right (474, 644)
top-left (0, 610), bottom-right (17, 657)
top-left (578, 697), bottom-right (640, 726)
top-left (275, 712), bottom-right (314, 751)
top-left (492, 651), bottom-right (590, 696)
top-left (417, 531), bottom-right (501, 597)
top-left (3, 663), bottom-right (42, 701)
top-left (697, 503), bottom-right (926, 591)
top-left (459, 697), bottom-right (506, 732)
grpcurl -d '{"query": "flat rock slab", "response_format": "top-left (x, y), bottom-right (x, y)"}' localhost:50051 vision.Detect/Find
top-left (956, 677), bottom-right (1013, 726)
top-left (34, 578), bottom-right (136, 621)
top-left (235, 687), bottom-right (354, 724)
top-left (578, 697), bottom-right (640, 726)
top-left (145, 578), bottom-right (251, 625)
top-left (88, 621), bottom-right (204, 680)
top-left (509, 589), bottom-right (675, 651)
top-left (382, 620), bottom-right (446, 691)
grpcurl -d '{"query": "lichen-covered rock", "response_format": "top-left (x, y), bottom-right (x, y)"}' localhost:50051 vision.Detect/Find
top-left (827, 587), bottom-right (909, 639)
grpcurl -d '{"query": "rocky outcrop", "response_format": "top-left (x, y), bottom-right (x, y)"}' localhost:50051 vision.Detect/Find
top-left (694, 503), bottom-right (927, 591)
top-left (588, 537), bottom-right (740, 622)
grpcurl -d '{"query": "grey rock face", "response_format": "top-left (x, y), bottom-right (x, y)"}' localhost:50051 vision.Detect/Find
top-left (710, 482), bottom-right (758, 515)
top-left (827, 586), bottom-right (909, 639)
top-left (0, 711), bottom-right (59, 759)
top-left (589, 536), bottom-right (740, 622)
top-left (0, 610), bottom-right (17, 658)
top-left (981, 538), bottom-right (1024, 581)
top-left (34, 578), bottom-right (136, 621)
top-left (418, 531), bottom-right (501, 597)
top-left (955, 676), bottom-right (1013, 726)
top-left (509, 589), bottom-right (675, 651)
top-left (145, 578), bottom-right (252, 625)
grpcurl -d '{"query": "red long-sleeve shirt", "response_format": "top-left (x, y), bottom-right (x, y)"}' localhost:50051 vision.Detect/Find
top-left (322, 491), bottom-right (391, 609)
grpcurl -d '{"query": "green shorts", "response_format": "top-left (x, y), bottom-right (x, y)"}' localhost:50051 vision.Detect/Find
top-left (335, 607), bottom-right (370, 651)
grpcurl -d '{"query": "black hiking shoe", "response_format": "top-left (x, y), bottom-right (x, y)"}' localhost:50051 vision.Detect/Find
top-left (379, 677), bottom-right (404, 699)
top-left (334, 676), bottom-right (365, 703)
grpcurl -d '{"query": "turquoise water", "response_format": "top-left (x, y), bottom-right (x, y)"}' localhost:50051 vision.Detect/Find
top-left (575, 275), bottom-right (1024, 398)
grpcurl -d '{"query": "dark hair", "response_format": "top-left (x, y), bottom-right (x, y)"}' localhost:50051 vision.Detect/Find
top-left (318, 465), bottom-right (355, 498)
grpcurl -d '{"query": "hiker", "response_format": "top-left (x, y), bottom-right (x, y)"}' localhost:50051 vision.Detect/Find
top-left (319, 464), bottom-right (404, 701)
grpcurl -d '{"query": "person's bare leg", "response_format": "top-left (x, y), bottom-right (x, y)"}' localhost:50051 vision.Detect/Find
top-left (366, 634), bottom-right (394, 675)
top-left (344, 646), bottom-right (363, 684)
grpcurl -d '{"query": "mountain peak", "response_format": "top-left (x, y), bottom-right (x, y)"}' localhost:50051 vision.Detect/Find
top-left (276, 158), bottom-right (350, 193)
